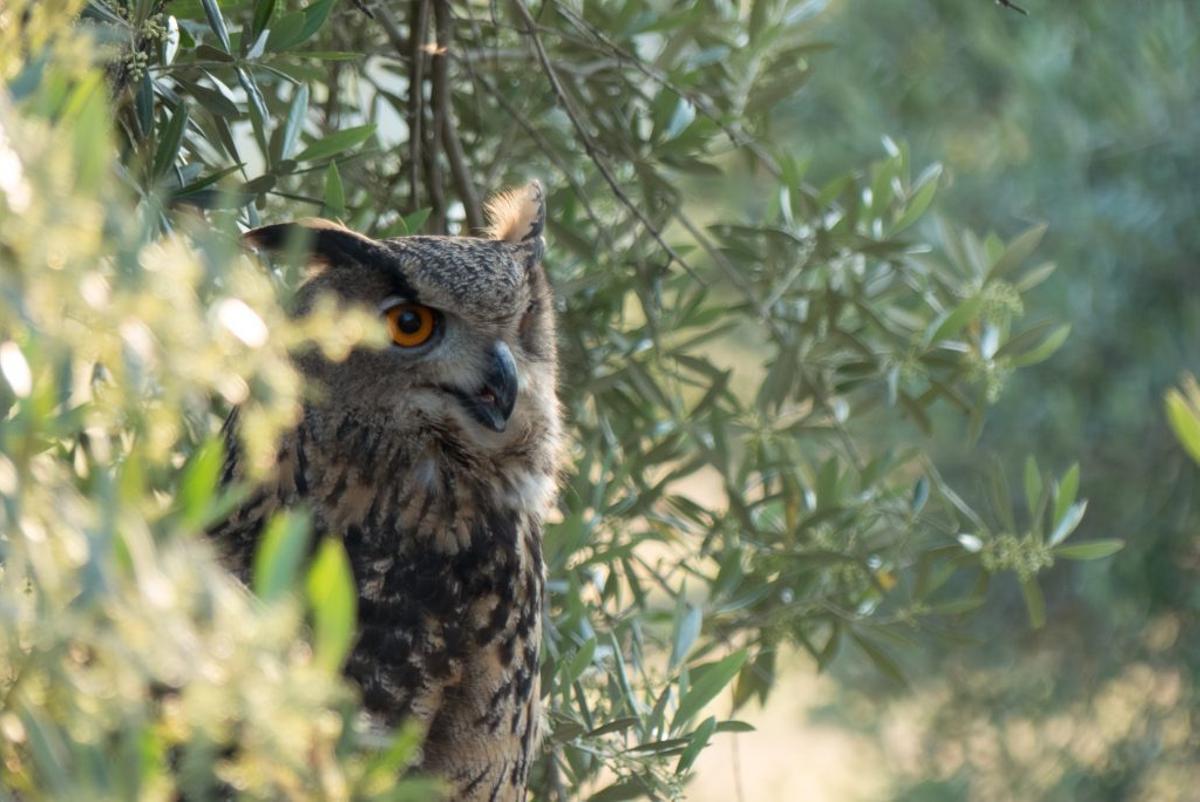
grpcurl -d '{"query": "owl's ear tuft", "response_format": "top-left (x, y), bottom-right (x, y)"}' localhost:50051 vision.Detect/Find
top-left (243, 218), bottom-right (380, 266)
top-left (485, 180), bottom-right (546, 245)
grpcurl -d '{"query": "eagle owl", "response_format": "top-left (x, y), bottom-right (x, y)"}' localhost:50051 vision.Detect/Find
top-left (210, 182), bottom-right (562, 801)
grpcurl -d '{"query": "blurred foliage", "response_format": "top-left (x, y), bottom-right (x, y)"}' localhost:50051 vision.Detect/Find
top-left (0, 0), bottom-right (1121, 800)
top-left (784, 0), bottom-right (1200, 799)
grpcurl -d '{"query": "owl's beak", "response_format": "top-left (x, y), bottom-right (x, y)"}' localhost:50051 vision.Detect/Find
top-left (462, 341), bottom-right (519, 433)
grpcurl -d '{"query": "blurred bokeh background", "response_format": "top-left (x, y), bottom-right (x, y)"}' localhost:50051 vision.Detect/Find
top-left (695, 1), bottom-right (1200, 799)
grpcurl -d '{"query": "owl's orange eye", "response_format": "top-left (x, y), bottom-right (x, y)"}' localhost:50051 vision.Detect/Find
top-left (384, 303), bottom-right (439, 348)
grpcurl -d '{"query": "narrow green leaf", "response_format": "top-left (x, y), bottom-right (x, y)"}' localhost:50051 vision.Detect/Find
top-left (135, 73), bottom-right (154, 134)
top-left (749, 0), bottom-right (771, 42)
top-left (714, 720), bottom-right (755, 733)
top-left (297, 0), bottom-right (339, 44)
top-left (269, 0), bottom-right (339, 50)
top-left (910, 476), bottom-right (929, 514)
top-left (306, 538), bottom-right (357, 672)
top-left (199, 0), bottom-right (232, 52)
top-left (671, 650), bottom-right (748, 731)
top-left (193, 43), bottom-right (235, 62)
top-left (1011, 324), bottom-right (1071, 367)
top-left (174, 164), bottom-right (246, 197)
top-left (323, 161), bottom-right (345, 216)
top-left (663, 98), bottom-right (695, 142)
top-left (609, 633), bottom-right (640, 720)
top-left (587, 780), bottom-right (648, 802)
top-left (550, 721), bottom-right (586, 743)
top-left (988, 223), bottom-right (1048, 280)
top-left (849, 632), bottom-right (907, 687)
top-left (245, 28), bottom-right (270, 59)
top-left (675, 716), bottom-right (717, 775)
top-left (585, 717), bottom-right (639, 738)
top-left (890, 166), bottom-right (941, 234)
top-left (278, 84), bottom-right (309, 161)
top-left (987, 456), bottom-right (1017, 534)
top-left (178, 437), bottom-right (223, 526)
top-left (923, 296), bottom-right (983, 347)
top-left (669, 603), bottom-right (702, 671)
top-left (266, 12), bottom-right (306, 51)
top-left (1165, 388), bottom-right (1200, 464)
top-left (624, 737), bottom-right (690, 756)
top-left (1016, 261), bottom-right (1056, 292)
top-left (815, 623), bottom-right (841, 671)
top-left (1053, 463), bottom-right (1080, 528)
top-left (1048, 500), bottom-right (1088, 546)
top-left (251, 0), bottom-right (278, 38)
top-left (1054, 539), bottom-right (1124, 560)
top-left (212, 115), bottom-right (241, 162)
top-left (294, 123), bottom-right (376, 163)
top-left (401, 207), bottom-right (431, 235)
top-left (561, 638), bottom-right (597, 685)
top-left (927, 595), bottom-right (986, 615)
top-left (236, 67), bottom-right (270, 156)
top-left (1023, 456), bottom-right (1041, 519)
top-left (253, 512), bottom-right (312, 603)
top-left (152, 103), bottom-right (189, 179)
top-left (175, 79), bottom-right (240, 119)
top-left (732, 649), bottom-right (774, 710)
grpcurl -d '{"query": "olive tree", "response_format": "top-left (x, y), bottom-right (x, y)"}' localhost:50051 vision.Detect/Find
top-left (0, 1), bottom-right (1109, 799)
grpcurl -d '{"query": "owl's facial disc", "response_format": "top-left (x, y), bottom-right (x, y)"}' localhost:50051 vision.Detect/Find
top-left (447, 340), bottom-right (519, 433)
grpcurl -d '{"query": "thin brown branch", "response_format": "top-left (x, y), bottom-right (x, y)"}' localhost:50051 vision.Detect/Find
top-left (408, 0), bottom-right (431, 219)
top-left (551, 1), bottom-right (782, 178)
top-left (373, 2), bottom-right (408, 51)
top-left (671, 211), bottom-right (769, 321)
top-left (451, 41), bottom-right (614, 249)
top-left (731, 733), bottom-right (747, 802)
top-left (433, 0), bottom-right (484, 233)
top-left (423, 126), bottom-right (448, 232)
top-left (423, 5), bottom-right (447, 231)
top-left (509, 0), bottom-right (697, 279)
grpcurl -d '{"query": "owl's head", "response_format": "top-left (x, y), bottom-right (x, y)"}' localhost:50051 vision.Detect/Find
top-left (245, 182), bottom-right (558, 454)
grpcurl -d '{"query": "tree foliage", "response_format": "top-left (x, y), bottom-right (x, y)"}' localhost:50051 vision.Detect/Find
top-left (786, 1), bottom-right (1200, 799)
top-left (0, 1), bottom-right (1114, 799)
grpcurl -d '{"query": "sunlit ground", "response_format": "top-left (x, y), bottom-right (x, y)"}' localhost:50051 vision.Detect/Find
top-left (685, 619), bottom-right (1200, 802)
top-left (689, 653), bottom-right (883, 802)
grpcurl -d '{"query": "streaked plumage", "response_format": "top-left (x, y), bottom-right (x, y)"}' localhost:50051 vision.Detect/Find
top-left (210, 183), bottom-right (562, 801)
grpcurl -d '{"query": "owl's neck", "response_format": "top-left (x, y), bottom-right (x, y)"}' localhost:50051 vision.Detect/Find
top-left (291, 406), bottom-right (560, 552)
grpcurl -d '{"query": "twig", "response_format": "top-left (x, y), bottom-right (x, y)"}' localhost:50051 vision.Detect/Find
top-left (423, 20), bottom-right (448, 233)
top-left (372, 2), bottom-right (408, 51)
top-left (510, 0), bottom-right (696, 278)
top-left (996, 0), bottom-right (1028, 14)
top-left (433, 0), bottom-right (484, 233)
top-left (408, 0), bottom-right (432, 219)
top-left (551, 1), bottom-right (783, 178)
top-left (672, 212), bottom-right (768, 321)
top-left (731, 732), bottom-right (747, 802)
top-left (452, 15), bottom-right (614, 249)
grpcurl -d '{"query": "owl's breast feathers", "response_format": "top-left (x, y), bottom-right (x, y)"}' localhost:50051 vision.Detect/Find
top-left (210, 408), bottom-right (558, 802)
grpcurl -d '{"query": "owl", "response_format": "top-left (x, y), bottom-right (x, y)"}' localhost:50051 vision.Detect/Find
top-left (209, 182), bottom-right (563, 802)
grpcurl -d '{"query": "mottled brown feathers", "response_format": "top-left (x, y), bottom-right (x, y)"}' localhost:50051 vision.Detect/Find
top-left (211, 183), bottom-right (561, 802)
top-left (484, 180), bottom-right (545, 244)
